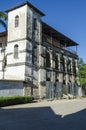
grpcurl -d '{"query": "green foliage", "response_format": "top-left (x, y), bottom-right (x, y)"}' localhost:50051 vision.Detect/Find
top-left (0, 96), bottom-right (33, 107)
top-left (0, 11), bottom-right (7, 31)
top-left (78, 58), bottom-right (84, 69)
top-left (0, 11), bottom-right (7, 20)
top-left (78, 58), bottom-right (86, 90)
top-left (0, 19), bottom-right (7, 30)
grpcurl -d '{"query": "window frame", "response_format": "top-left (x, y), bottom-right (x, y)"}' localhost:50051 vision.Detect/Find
top-left (14, 44), bottom-right (19, 59)
top-left (15, 15), bottom-right (19, 28)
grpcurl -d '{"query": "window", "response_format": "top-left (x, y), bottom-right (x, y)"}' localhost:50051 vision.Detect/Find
top-left (15, 15), bottom-right (19, 28)
top-left (55, 72), bottom-right (59, 82)
top-left (55, 55), bottom-right (58, 70)
top-left (32, 46), bottom-right (37, 65)
top-left (14, 44), bottom-right (18, 58)
top-left (72, 60), bottom-right (76, 74)
top-left (60, 54), bottom-right (65, 71)
top-left (33, 18), bottom-right (37, 30)
top-left (0, 43), bottom-right (2, 48)
top-left (67, 60), bottom-right (71, 73)
top-left (46, 70), bottom-right (51, 81)
top-left (63, 74), bottom-right (66, 85)
top-left (46, 52), bottom-right (50, 68)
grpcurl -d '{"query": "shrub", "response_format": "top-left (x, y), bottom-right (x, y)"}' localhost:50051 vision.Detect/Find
top-left (0, 96), bottom-right (33, 107)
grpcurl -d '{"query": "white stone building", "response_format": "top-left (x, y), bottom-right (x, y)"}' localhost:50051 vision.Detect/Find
top-left (0, 1), bottom-right (80, 99)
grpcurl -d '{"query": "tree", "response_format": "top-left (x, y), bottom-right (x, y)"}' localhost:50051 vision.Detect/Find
top-left (0, 11), bottom-right (7, 31)
top-left (78, 58), bottom-right (86, 90)
top-left (78, 58), bottom-right (84, 69)
top-left (0, 11), bottom-right (7, 79)
top-left (79, 64), bottom-right (86, 90)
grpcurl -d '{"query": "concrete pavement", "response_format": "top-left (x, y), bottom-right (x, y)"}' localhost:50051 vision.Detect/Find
top-left (0, 98), bottom-right (86, 130)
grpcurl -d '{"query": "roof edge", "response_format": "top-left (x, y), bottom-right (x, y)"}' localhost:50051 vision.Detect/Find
top-left (0, 31), bottom-right (7, 37)
top-left (6, 1), bottom-right (45, 16)
top-left (42, 22), bottom-right (79, 46)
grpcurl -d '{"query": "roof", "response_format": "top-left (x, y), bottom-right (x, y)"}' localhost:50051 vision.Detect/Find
top-left (5, 1), bottom-right (78, 47)
top-left (6, 1), bottom-right (45, 16)
top-left (0, 31), bottom-right (7, 37)
top-left (42, 22), bottom-right (78, 47)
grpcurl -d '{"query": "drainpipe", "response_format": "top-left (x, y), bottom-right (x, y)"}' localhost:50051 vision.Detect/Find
top-left (50, 31), bottom-right (54, 98)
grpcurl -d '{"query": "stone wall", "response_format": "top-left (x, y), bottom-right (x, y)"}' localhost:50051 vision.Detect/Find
top-left (24, 83), bottom-right (38, 98)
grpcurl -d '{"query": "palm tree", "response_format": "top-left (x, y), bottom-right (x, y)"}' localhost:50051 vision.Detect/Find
top-left (0, 11), bottom-right (7, 79)
top-left (0, 11), bottom-right (7, 31)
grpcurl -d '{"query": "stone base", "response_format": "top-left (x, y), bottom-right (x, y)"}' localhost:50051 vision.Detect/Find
top-left (24, 83), bottom-right (38, 98)
top-left (0, 80), bottom-right (24, 97)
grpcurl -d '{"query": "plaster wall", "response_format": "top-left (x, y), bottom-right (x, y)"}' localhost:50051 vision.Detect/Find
top-left (8, 5), bottom-right (27, 42)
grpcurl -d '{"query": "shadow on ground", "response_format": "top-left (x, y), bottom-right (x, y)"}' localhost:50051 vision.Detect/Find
top-left (0, 105), bottom-right (86, 130)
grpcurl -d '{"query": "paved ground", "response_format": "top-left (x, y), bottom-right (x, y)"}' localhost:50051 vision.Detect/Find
top-left (0, 98), bottom-right (86, 130)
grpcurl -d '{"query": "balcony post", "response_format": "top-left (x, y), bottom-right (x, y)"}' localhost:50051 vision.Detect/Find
top-left (76, 45), bottom-right (78, 54)
top-left (65, 40), bottom-right (67, 49)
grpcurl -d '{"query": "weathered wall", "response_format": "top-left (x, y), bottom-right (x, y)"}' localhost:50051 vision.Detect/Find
top-left (0, 2), bottom-right (79, 99)
top-left (24, 83), bottom-right (38, 98)
top-left (25, 5), bottom-right (42, 98)
top-left (0, 80), bottom-right (24, 97)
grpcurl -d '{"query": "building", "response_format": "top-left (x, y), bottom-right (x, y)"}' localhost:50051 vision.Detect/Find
top-left (0, 1), bottom-right (79, 99)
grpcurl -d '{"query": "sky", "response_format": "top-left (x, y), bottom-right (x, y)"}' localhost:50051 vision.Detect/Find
top-left (0, 0), bottom-right (86, 62)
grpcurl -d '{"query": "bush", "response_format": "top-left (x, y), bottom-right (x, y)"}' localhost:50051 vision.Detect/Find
top-left (0, 96), bottom-right (33, 107)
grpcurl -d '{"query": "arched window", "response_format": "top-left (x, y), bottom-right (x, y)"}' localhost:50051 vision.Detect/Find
top-left (14, 44), bottom-right (18, 58)
top-left (15, 15), bottom-right (19, 28)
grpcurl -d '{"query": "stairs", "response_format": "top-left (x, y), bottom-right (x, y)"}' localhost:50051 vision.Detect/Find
top-left (63, 94), bottom-right (76, 99)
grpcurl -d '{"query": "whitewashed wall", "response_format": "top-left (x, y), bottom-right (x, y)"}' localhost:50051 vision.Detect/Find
top-left (5, 5), bottom-right (28, 80)
top-left (8, 5), bottom-right (27, 42)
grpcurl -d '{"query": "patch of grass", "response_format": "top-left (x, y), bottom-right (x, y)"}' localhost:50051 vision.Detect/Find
top-left (0, 96), bottom-right (33, 107)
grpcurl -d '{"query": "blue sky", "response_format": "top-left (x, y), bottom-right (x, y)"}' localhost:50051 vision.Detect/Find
top-left (0, 0), bottom-right (86, 62)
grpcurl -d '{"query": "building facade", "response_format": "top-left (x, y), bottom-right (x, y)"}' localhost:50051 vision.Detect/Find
top-left (0, 2), bottom-right (79, 98)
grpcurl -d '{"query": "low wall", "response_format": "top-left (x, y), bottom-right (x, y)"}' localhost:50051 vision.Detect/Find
top-left (77, 86), bottom-right (85, 97)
